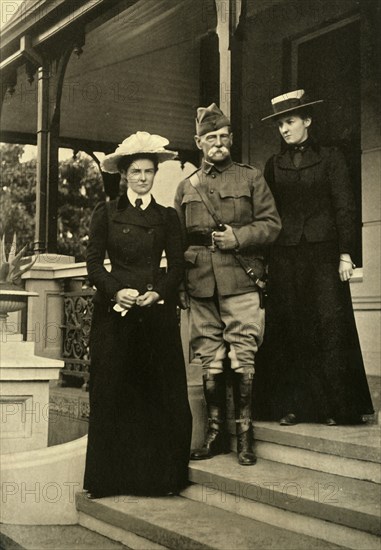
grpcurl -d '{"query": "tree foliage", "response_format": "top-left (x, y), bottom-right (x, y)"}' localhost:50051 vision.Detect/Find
top-left (0, 143), bottom-right (105, 261)
top-left (58, 153), bottom-right (104, 261)
top-left (0, 143), bottom-right (36, 251)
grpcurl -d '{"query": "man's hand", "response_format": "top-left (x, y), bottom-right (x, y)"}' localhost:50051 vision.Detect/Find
top-left (115, 288), bottom-right (139, 310)
top-left (178, 290), bottom-right (190, 309)
top-left (212, 224), bottom-right (239, 250)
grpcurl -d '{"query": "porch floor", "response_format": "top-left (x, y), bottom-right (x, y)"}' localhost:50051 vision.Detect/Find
top-left (48, 375), bottom-right (380, 449)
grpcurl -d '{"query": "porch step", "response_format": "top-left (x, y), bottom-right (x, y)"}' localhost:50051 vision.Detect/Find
top-left (76, 492), bottom-right (343, 550)
top-left (252, 422), bottom-right (381, 462)
top-left (185, 454), bottom-right (381, 549)
top-left (0, 524), bottom-right (129, 549)
top-left (250, 422), bottom-right (381, 483)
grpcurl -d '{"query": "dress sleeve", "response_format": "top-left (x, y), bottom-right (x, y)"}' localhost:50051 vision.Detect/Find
top-left (328, 148), bottom-right (357, 257)
top-left (173, 178), bottom-right (188, 249)
top-left (264, 155), bottom-right (275, 186)
top-left (154, 207), bottom-right (185, 302)
top-left (86, 202), bottom-right (125, 300)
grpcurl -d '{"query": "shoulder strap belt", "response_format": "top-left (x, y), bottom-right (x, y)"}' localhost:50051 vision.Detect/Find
top-left (188, 172), bottom-right (266, 291)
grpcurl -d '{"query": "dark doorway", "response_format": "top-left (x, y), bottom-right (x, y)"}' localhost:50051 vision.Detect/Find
top-left (287, 18), bottom-right (362, 265)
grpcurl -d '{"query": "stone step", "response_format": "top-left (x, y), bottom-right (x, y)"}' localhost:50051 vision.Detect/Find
top-left (0, 524), bottom-right (130, 549)
top-left (76, 491), bottom-right (343, 550)
top-left (254, 439), bottom-right (381, 483)
top-left (251, 422), bottom-right (381, 464)
top-left (78, 511), bottom-right (168, 550)
top-left (188, 454), bottom-right (381, 537)
top-left (228, 422), bottom-right (381, 483)
top-left (182, 484), bottom-right (380, 550)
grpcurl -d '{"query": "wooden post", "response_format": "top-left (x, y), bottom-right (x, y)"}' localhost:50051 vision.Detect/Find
top-left (230, 0), bottom-right (245, 161)
top-left (34, 65), bottom-right (50, 255)
top-left (214, 0), bottom-right (243, 128)
top-left (46, 136), bottom-right (59, 253)
top-left (215, 0), bottom-right (232, 118)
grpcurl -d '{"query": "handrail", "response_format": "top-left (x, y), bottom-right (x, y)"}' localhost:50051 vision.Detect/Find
top-left (22, 255), bottom-right (167, 280)
top-left (22, 259), bottom-right (107, 280)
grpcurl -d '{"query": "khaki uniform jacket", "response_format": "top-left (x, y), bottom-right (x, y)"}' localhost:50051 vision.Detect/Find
top-left (174, 159), bottom-right (281, 297)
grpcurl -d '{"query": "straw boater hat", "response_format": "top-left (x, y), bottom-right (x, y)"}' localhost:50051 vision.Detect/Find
top-left (261, 89), bottom-right (323, 122)
top-left (101, 131), bottom-right (178, 173)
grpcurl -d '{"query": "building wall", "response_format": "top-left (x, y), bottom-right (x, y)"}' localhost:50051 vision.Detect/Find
top-left (240, 0), bottom-right (380, 376)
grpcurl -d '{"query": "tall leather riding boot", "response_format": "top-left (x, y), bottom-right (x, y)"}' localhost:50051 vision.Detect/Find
top-left (190, 373), bottom-right (229, 460)
top-left (232, 372), bottom-right (257, 466)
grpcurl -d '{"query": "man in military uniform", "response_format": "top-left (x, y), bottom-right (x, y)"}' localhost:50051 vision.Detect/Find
top-left (174, 103), bottom-right (281, 465)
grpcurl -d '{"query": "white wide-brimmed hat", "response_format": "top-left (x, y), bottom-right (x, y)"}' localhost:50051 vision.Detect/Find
top-left (101, 131), bottom-right (178, 173)
top-left (261, 89), bottom-right (323, 122)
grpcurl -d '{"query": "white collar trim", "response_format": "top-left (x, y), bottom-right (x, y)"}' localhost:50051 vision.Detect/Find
top-left (127, 188), bottom-right (152, 210)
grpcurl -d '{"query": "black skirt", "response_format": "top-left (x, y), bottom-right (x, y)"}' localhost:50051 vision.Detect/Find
top-left (84, 302), bottom-right (192, 497)
top-left (254, 240), bottom-right (374, 423)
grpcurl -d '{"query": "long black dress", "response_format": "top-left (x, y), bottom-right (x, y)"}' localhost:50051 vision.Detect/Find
top-left (84, 195), bottom-right (192, 496)
top-left (254, 141), bottom-right (374, 423)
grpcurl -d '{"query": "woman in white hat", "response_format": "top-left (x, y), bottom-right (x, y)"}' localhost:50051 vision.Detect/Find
top-left (254, 91), bottom-right (373, 426)
top-left (84, 132), bottom-right (192, 497)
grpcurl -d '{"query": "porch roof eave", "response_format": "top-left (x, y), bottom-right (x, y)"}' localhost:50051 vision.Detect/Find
top-left (0, 130), bottom-right (200, 168)
top-left (0, 129), bottom-right (118, 153)
top-left (0, 0), bottom-right (130, 65)
top-left (1, 0), bottom-right (67, 49)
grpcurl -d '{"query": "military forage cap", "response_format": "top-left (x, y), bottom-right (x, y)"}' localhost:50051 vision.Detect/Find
top-left (196, 103), bottom-right (231, 136)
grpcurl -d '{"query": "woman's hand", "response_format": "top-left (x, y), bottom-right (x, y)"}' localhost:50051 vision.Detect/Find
top-left (339, 254), bottom-right (355, 282)
top-left (115, 288), bottom-right (139, 310)
top-left (136, 291), bottom-right (160, 307)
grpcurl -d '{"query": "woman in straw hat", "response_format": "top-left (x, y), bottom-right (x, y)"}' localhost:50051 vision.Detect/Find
top-left (254, 91), bottom-right (373, 426)
top-left (84, 132), bottom-right (192, 497)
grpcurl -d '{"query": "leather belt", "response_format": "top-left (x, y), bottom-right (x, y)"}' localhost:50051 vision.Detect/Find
top-left (187, 232), bottom-right (213, 246)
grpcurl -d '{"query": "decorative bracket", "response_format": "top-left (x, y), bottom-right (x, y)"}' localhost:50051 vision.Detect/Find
top-left (20, 35), bottom-right (43, 68)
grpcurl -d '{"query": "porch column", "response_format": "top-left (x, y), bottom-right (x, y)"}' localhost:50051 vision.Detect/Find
top-left (214, 0), bottom-right (243, 117)
top-left (215, 0), bottom-right (232, 118)
top-left (34, 65), bottom-right (50, 254)
top-left (46, 136), bottom-right (59, 253)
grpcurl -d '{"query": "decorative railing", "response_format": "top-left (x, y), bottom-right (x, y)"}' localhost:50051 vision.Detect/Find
top-left (61, 288), bottom-right (94, 390)
top-left (60, 284), bottom-right (181, 390)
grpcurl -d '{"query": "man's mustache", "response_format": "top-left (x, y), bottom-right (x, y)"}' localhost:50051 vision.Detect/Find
top-left (207, 146), bottom-right (229, 156)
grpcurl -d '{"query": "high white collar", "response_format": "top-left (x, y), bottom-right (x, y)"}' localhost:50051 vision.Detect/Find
top-left (127, 188), bottom-right (152, 210)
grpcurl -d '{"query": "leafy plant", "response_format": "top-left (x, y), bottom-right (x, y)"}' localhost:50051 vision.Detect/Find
top-left (0, 234), bottom-right (36, 288)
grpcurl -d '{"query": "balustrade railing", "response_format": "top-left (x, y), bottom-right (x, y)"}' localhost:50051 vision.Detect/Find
top-left (60, 287), bottom-right (94, 390)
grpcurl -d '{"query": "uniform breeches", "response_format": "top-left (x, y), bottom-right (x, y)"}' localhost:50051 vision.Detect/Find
top-left (189, 291), bottom-right (265, 375)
